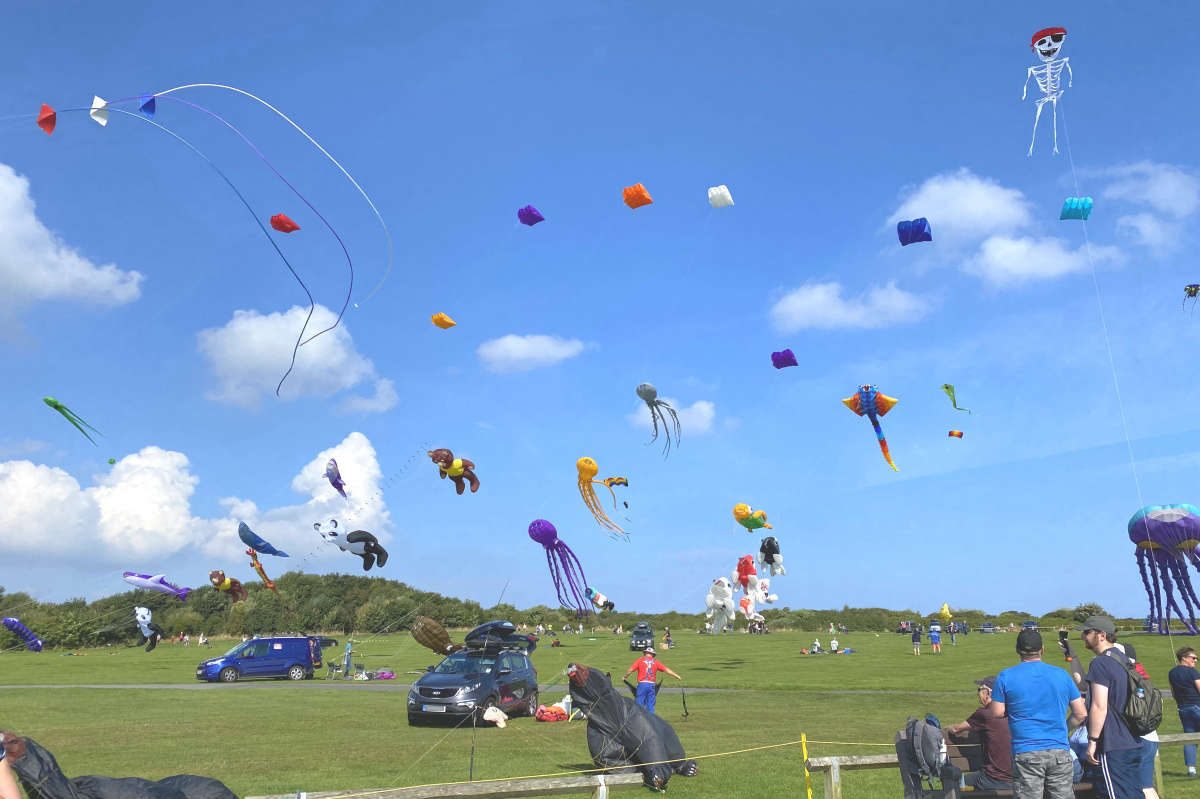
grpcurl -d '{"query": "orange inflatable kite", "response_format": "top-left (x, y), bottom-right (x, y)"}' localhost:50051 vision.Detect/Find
top-left (623, 183), bottom-right (653, 209)
top-left (431, 312), bottom-right (456, 329)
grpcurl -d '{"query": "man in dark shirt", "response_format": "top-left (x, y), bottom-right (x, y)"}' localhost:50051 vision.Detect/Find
top-left (1168, 646), bottom-right (1200, 777)
top-left (946, 675), bottom-right (1013, 791)
top-left (1075, 615), bottom-right (1142, 798)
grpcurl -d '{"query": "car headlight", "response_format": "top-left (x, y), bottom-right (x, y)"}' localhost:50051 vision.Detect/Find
top-left (459, 682), bottom-right (484, 695)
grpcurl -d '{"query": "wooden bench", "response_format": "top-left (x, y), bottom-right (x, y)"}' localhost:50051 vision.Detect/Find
top-left (805, 732), bottom-right (1200, 798)
top-left (247, 772), bottom-right (645, 799)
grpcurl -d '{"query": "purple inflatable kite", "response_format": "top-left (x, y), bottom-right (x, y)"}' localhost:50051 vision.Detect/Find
top-left (528, 519), bottom-right (591, 616)
top-left (3, 617), bottom-right (44, 652)
top-left (518, 205), bottom-right (545, 226)
top-left (325, 458), bottom-right (347, 498)
top-left (1128, 504), bottom-right (1200, 635)
top-left (771, 349), bottom-right (798, 369)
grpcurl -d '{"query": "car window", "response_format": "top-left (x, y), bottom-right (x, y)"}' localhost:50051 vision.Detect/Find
top-left (497, 653), bottom-right (514, 671)
top-left (434, 652), bottom-right (496, 675)
top-left (243, 641), bottom-right (269, 658)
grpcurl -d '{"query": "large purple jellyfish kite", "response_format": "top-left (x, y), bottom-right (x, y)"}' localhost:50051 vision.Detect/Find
top-left (528, 519), bottom-right (591, 616)
top-left (1128, 504), bottom-right (1200, 635)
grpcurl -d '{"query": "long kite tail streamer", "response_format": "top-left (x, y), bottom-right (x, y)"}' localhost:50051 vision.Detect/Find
top-left (148, 84), bottom-right (393, 307)
top-left (149, 95), bottom-right (353, 346)
top-left (869, 417), bottom-right (898, 472)
top-left (93, 107), bottom-right (316, 395)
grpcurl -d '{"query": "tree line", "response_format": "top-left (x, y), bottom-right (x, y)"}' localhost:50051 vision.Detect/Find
top-left (0, 575), bottom-right (1126, 650)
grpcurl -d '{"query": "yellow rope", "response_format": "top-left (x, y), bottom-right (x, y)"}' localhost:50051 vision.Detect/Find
top-left (330, 736), bottom-right (937, 798)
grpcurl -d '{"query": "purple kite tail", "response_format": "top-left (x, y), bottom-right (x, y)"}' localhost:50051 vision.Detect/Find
top-left (153, 95), bottom-right (353, 349)
top-left (100, 107), bottom-right (316, 396)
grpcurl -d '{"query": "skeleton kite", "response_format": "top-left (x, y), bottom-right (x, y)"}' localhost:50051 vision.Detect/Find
top-left (1023, 26), bottom-right (1072, 156)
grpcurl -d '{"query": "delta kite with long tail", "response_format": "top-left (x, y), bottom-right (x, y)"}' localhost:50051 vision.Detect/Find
top-left (842, 385), bottom-right (899, 471)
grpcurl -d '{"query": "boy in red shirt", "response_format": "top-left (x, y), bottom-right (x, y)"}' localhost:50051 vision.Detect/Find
top-left (624, 646), bottom-right (681, 713)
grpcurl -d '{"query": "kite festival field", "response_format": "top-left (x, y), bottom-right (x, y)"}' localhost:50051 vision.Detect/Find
top-left (1, 628), bottom-right (1195, 797)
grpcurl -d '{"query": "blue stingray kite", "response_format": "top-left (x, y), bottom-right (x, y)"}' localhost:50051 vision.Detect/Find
top-left (842, 385), bottom-right (899, 471)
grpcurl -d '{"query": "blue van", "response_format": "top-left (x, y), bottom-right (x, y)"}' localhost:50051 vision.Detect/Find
top-left (196, 636), bottom-right (323, 682)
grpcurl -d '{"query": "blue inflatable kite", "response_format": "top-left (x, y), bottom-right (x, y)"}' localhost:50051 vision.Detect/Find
top-left (237, 521), bottom-right (289, 557)
top-left (897, 218), bottom-right (932, 246)
top-left (1060, 197), bottom-right (1093, 220)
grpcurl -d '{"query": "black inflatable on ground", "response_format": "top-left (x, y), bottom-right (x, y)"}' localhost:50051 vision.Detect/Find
top-left (5, 734), bottom-right (236, 799)
top-left (567, 663), bottom-right (697, 791)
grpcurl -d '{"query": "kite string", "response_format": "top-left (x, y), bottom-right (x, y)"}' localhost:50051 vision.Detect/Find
top-left (97, 107), bottom-right (316, 396)
top-left (1059, 104), bottom-right (1169, 648)
top-left (151, 95), bottom-right (353, 347)
top-left (148, 83), bottom-right (393, 307)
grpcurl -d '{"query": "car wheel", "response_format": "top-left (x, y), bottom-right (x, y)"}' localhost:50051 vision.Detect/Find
top-left (287, 665), bottom-right (306, 681)
top-left (218, 667), bottom-right (238, 683)
top-left (523, 690), bottom-right (539, 717)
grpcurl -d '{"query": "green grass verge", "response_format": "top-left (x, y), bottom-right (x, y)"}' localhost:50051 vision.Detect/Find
top-left (1, 630), bottom-right (1194, 796)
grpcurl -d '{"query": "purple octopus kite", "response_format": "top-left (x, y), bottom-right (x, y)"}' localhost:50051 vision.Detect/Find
top-left (528, 519), bottom-right (591, 616)
top-left (325, 458), bottom-right (347, 498)
top-left (1128, 504), bottom-right (1200, 635)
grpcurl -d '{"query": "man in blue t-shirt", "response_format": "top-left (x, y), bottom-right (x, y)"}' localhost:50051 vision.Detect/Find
top-left (1168, 646), bottom-right (1200, 777)
top-left (990, 629), bottom-right (1086, 799)
top-left (1074, 615), bottom-right (1142, 798)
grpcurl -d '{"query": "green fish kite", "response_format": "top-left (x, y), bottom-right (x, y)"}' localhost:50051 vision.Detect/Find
top-left (43, 396), bottom-right (101, 445)
top-left (941, 384), bottom-right (970, 414)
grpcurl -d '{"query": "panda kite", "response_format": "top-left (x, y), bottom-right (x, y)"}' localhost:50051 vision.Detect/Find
top-left (133, 607), bottom-right (165, 652)
top-left (314, 519), bottom-right (389, 571)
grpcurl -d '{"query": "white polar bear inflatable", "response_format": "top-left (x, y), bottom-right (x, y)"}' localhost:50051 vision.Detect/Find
top-left (751, 576), bottom-right (779, 606)
top-left (705, 577), bottom-right (737, 632)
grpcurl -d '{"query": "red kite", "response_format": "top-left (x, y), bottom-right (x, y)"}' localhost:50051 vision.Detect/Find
top-left (37, 104), bottom-right (56, 135)
top-left (270, 213), bottom-right (300, 233)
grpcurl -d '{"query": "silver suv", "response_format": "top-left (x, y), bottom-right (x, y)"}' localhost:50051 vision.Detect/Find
top-left (407, 621), bottom-right (538, 724)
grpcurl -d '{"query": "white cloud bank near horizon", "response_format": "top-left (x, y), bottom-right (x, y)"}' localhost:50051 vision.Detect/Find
top-left (0, 432), bottom-right (393, 565)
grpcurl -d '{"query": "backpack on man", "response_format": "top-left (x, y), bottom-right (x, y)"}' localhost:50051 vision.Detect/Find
top-left (895, 715), bottom-right (960, 798)
top-left (1105, 649), bottom-right (1163, 736)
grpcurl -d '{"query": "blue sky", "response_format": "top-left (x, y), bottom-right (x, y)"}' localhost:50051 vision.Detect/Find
top-left (3, 3), bottom-right (1200, 620)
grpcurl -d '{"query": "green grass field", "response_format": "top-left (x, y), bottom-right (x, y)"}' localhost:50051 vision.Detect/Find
top-left (1, 630), bottom-right (1195, 797)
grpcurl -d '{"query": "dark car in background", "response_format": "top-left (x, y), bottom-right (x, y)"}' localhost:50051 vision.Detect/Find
top-left (407, 621), bottom-right (538, 725)
top-left (1021, 620), bottom-right (1039, 631)
top-left (630, 621), bottom-right (655, 651)
top-left (979, 622), bottom-right (997, 634)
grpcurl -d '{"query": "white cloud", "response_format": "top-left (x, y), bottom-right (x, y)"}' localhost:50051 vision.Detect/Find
top-left (477, 334), bottom-right (585, 373)
top-left (0, 433), bottom-right (392, 564)
top-left (1097, 162), bottom-right (1200, 218)
top-left (340, 378), bottom-right (398, 414)
top-left (628, 398), bottom-right (716, 435)
top-left (0, 162), bottom-right (142, 323)
top-left (770, 281), bottom-right (930, 332)
top-left (887, 168), bottom-right (1032, 247)
top-left (965, 235), bottom-right (1123, 287)
top-left (1116, 213), bottom-right (1179, 254)
top-left (197, 305), bottom-right (395, 412)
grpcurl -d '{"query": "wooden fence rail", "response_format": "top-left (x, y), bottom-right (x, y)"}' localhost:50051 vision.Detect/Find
top-left (804, 732), bottom-right (1200, 799)
top-left (247, 771), bottom-right (644, 799)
